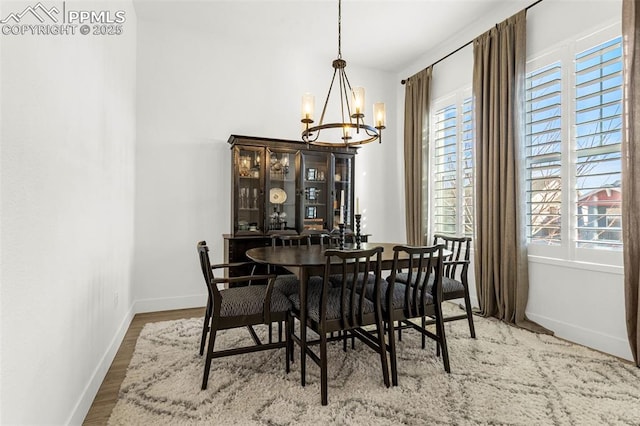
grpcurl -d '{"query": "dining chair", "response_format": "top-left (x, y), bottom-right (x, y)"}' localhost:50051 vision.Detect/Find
top-left (197, 241), bottom-right (292, 390)
top-left (378, 244), bottom-right (449, 386)
top-left (267, 233), bottom-right (312, 296)
top-left (263, 233), bottom-right (312, 344)
top-left (390, 235), bottom-right (475, 339)
top-left (197, 242), bottom-right (256, 356)
top-left (287, 246), bottom-right (390, 405)
top-left (320, 231), bottom-right (375, 288)
top-left (302, 231), bottom-right (332, 247)
top-left (432, 234), bottom-right (475, 337)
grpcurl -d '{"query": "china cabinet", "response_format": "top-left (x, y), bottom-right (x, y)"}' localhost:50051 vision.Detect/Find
top-left (224, 134), bottom-right (359, 274)
top-left (228, 134), bottom-right (357, 236)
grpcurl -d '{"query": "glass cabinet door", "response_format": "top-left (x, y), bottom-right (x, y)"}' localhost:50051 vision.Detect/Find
top-left (301, 152), bottom-right (330, 231)
top-left (266, 148), bottom-right (298, 232)
top-left (233, 146), bottom-right (264, 235)
top-left (333, 154), bottom-right (354, 230)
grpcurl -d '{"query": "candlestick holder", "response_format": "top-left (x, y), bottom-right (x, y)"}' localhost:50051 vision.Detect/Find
top-left (355, 214), bottom-right (362, 249)
top-left (338, 223), bottom-right (345, 250)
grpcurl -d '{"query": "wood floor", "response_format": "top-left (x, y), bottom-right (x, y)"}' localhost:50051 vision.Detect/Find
top-left (82, 307), bottom-right (205, 425)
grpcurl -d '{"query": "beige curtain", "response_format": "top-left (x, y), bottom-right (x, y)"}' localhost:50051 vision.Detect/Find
top-left (403, 67), bottom-right (432, 246)
top-left (622, 0), bottom-right (640, 367)
top-left (472, 11), bottom-right (549, 334)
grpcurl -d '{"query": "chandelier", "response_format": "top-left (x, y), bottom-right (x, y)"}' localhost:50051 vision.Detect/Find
top-left (301, 0), bottom-right (386, 147)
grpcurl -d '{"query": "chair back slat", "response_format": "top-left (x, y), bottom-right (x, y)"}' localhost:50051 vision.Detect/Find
top-left (433, 234), bottom-right (471, 280)
top-left (303, 231), bottom-right (332, 247)
top-left (272, 234), bottom-right (311, 247)
top-left (197, 241), bottom-right (222, 311)
top-left (324, 246), bottom-right (384, 330)
top-left (389, 245), bottom-right (444, 318)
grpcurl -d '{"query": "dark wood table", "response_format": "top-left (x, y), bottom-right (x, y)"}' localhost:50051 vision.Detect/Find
top-left (245, 242), bottom-right (450, 385)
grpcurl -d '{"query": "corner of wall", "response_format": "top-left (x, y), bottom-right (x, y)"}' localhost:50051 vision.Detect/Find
top-left (66, 302), bottom-right (136, 425)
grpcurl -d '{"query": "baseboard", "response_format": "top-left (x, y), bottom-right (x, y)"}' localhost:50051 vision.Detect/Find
top-left (133, 293), bottom-right (207, 314)
top-left (69, 294), bottom-right (206, 424)
top-left (526, 312), bottom-right (633, 361)
top-left (66, 303), bottom-right (136, 425)
top-left (459, 296), bottom-right (631, 362)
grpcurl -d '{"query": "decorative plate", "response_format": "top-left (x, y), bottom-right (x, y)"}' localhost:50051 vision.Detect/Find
top-left (269, 188), bottom-right (287, 204)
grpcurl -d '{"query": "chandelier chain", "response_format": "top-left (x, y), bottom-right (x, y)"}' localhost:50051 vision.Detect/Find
top-left (337, 0), bottom-right (342, 58)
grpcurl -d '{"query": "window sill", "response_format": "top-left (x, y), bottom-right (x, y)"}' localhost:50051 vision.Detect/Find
top-left (528, 254), bottom-right (623, 275)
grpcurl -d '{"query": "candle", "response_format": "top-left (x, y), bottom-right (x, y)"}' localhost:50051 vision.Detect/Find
top-left (352, 87), bottom-right (365, 115)
top-left (356, 197), bottom-right (360, 214)
top-left (373, 102), bottom-right (386, 128)
top-left (301, 93), bottom-right (315, 121)
top-left (339, 190), bottom-right (345, 224)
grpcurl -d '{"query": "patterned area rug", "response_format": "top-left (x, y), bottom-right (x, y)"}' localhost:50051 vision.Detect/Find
top-left (108, 305), bottom-right (640, 425)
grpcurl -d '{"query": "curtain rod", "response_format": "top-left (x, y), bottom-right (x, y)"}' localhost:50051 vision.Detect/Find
top-left (400, 0), bottom-right (543, 85)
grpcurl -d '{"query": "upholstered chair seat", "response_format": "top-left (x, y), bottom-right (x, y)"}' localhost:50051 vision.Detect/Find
top-left (289, 277), bottom-right (375, 322)
top-left (220, 285), bottom-right (292, 317)
top-left (388, 273), bottom-right (465, 295)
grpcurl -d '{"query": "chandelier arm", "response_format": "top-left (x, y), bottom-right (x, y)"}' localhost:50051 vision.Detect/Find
top-left (318, 67), bottom-right (339, 128)
top-left (302, 128), bottom-right (322, 143)
top-left (364, 127), bottom-right (378, 137)
top-left (340, 68), bottom-right (359, 134)
top-left (341, 68), bottom-right (354, 121)
top-left (338, 70), bottom-right (347, 138)
top-left (340, 69), bottom-right (354, 126)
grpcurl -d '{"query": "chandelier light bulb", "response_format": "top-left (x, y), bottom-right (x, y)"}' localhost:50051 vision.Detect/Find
top-left (373, 102), bottom-right (386, 129)
top-left (301, 93), bottom-right (315, 122)
top-left (351, 87), bottom-right (365, 116)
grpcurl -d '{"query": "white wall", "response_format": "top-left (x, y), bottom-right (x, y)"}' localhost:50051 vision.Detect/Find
top-left (397, 0), bottom-right (630, 360)
top-left (133, 19), bottom-right (400, 312)
top-left (0, 1), bottom-right (137, 423)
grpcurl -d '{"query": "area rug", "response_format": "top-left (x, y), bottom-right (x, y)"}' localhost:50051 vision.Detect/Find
top-left (108, 306), bottom-right (640, 425)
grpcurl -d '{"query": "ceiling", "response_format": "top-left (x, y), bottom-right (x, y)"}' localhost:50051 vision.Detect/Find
top-left (133, 0), bottom-right (533, 73)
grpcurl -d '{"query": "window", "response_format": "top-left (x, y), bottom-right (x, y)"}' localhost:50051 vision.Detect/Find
top-left (525, 32), bottom-right (622, 256)
top-left (431, 92), bottom-right (473, 237)
top-left (525, 62), bottom-right (562, 245)
top-left (574, 38), bottom-right (622, 249)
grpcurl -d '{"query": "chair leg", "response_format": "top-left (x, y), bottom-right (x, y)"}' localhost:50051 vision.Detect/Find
top-left (342, 330), bottom-right (348, 352)
top-left (376, 319), bottom-right (390, 388)
top-left (388, 320), bottom-right (398, 386)
top-left (434, 303), bottom-right (450, 373)
top-left (463, 288), bottom-right (476, 338)
top-left (288, 316), bottom-right (295, 363)
top-left (285, 316), bottom-right (291, 374)
top-left (398, 321), bottom-right (402, 341)
top-left (268, 323), bottom-right (273, 344)
top-left (278, 321), bottom-right (283, 342)
top-left (301, 328), bottom-right (307, 387)
top-left (421, 316), bottom-right (426, 349)
top-left (201, 325), bottom-right (218, 390)
top-left (320, 331), bottom-right (328, 406)
top-left (199, 299), bottom-right (212, 356)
